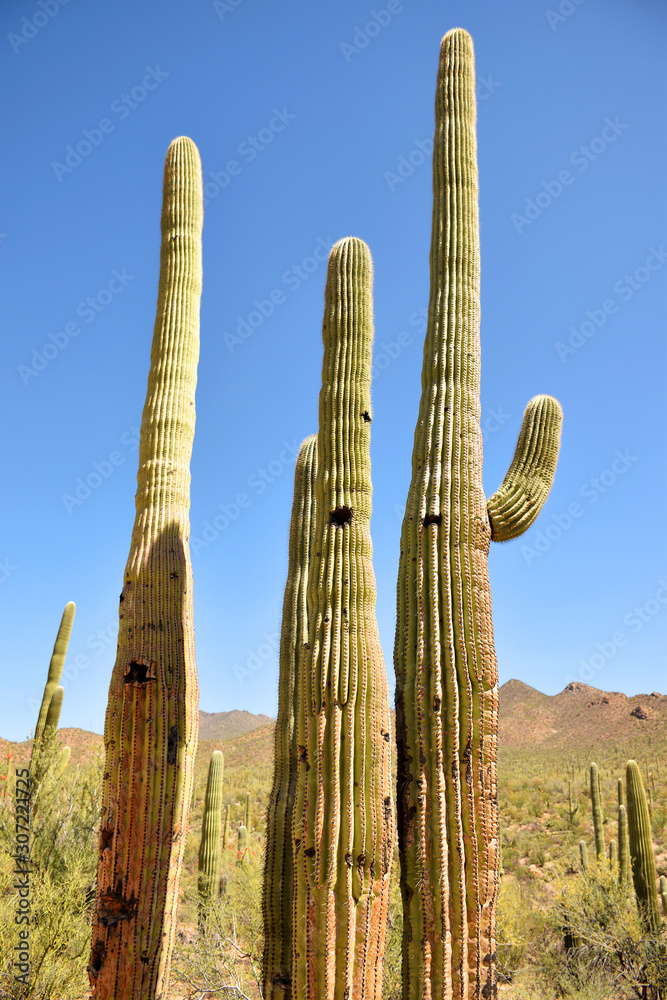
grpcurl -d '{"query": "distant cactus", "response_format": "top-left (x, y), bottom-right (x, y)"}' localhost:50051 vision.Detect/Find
top-left (609, 839), bottom-right (617, 866)
top-left (32, 602), bottom-right (75, 749)
top-left (223, 803), bottom-right (231, 852)
top-left (237, 824), bottom-right (249, 866)
top-left (198, 751), bottom-right (224, 909)
top-left (579, 840), bottom-right (588, 871)
top-left (244, 790), bottom-right (251, 832)
top-left (660, 875), bottom-right (667, 918)
top-left (618, 803), bottom-right (630, 885)
top-left (626, 760), bottom-right (660, 933)
top-left (88, 136), bottom-right (203, 999)
top-left (590, 763), bottom-right (605, 861)
top-left (566, 780), bottom-right (579, 827)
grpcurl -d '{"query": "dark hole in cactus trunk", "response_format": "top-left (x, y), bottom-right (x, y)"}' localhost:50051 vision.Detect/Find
top-left (329, 506), bottom-right (353, 527)
top-left (361, 410), bottom-right (372, 423)
top-left (433, 695), bottom-right (441, 713)
top-left (345, 852), bottom-right (354, 868)
top-left (304, 847), bottom-right (316, 858)
top-left (422, 513), bottom-right (442, 527)
top-left (89, 941), bottom-right (105, 978)
top-left (271, 972), bottom-right (292, 988)
top-left (99, 824), bottom-right (113, 853)
top-left (97, 891), bottom-right (138, 927)
top-left (167, 724), bottom-right (178, 764)
top-left (124, 660), bottom-right (155, 685)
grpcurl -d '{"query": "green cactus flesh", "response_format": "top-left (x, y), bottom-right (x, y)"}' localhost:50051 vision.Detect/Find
top-left (33, 602), bottom-right (75, 747)
top-left (263, 435), bottom-right (317, 999)
top-left (394, 29), bottom-right (561, 1000)
top-left (579, 841), bottom-right (588, 871)
top-left (292, 237), bottom-right (394, 1000)
top-left (590, 763), bottom-right (605, 861)
top-left (88, 136), bottom-right (203, 999)
top-left (660, 875), bottom-right (667, 917)
top-left (626, 760), bottom-right (660, 933)
top-left (198, 751), bottom-right (224, 904)
top-left (45, 685), bottom-right (64, 733)
top-left (618, 803), bottom-right (630, 885)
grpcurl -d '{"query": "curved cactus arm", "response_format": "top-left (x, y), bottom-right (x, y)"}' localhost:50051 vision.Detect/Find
top-left (33, 602), bottom-right (75, 746)
top-left (626, 759), bottom-right (660, 932)
top-left (45, 686), bottom-right (64, 733)
top-left (88, 136), bottom-right (203, 1000)
top-left (487, 395), bottom-right (562, 542)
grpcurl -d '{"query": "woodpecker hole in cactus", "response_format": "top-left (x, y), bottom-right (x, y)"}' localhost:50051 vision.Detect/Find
top-left (98, 891), bottom-right (138, 927)
top-left (167, 724), bottom-right (178, 764)
top-left (329, 506), bottom-right (353, 527)
top-left (361, 410), bottom-right (372, 423)
top-left (422, 513), bottom-right (442, 527)
top-left (123, 660), bottom-right (155, 685)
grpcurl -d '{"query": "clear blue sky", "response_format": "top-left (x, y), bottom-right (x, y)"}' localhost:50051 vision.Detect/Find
top-left (1, 0), bottom-right (665, 742)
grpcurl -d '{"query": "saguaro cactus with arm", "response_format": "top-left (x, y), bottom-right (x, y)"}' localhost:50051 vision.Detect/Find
top-left (292, 238), bottom-right (394, 1000)
top-left (394, 29), bottom-right (562, 1000)
top-left (88, 136), bottom-right (203, 1000)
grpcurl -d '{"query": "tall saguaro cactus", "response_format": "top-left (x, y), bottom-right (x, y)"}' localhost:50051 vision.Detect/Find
top-left (292, 238), bottom-right (394, 1000)
top-left (394, 29), bottom-right (562, 1000)
top-left (88, 136), bottom-right (203, 1000)
top-left (626, 759), bottom-right (660, 933)
top-left (590, 762), bottom-right (605, 861)
top-left (198, 751), bottom-right (225, 909)
top-left (263, 435), bottom-right (317, 999)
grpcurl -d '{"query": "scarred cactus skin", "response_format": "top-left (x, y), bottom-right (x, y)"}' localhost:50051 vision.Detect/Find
top-left (88, 136), bottom-right (203, 999)
top-left (263, 435), bottom-right (317, 999)
top-left (394, 29), bottom-right (562, 1000)
top-left (198, 751), bottom-right (224, 906)
top-left (292, 238), bottom-right (394, 1000)
top-left (626, 759), bottom-right (660, 933)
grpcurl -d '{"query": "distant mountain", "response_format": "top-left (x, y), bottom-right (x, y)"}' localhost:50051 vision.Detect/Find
top-left (198, 709), bottom-right (274, 742)
top-left (499, 679), bottom-right (666, 751)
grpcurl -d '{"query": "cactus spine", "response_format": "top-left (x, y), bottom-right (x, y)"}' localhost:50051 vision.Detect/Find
top-left (394, 29), bottom-right (562, 1000)
top-left (88, 136), bottom-right (203, 999)
top-left (618, 802), bottom-right (630, 884)
top-left (590, 763), bottom-right (605, 861)
top-left (263, 435), bottom-right (317, 999)
top-left (626, 760), bottom-right (660, 933)
top-left (198, 751), bottom-right (224, 908)
top-left (292, 237), bottom-right (394, 1000)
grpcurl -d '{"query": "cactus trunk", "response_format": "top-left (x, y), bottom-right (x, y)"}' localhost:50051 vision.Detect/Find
top-left (263, 435), bottom-right (317, 999)
top-left (394, 29), bottom-right (561, 1000)
top-left (88, 136), bottom-right (203, 999)
top-left (198, 751), bottom-right (224, 910)
top-left (590, 763), bottom-right (605, 861)
top-left (292, 237), bottom-right (394, 999)
top-left (626, 759), bottom-right (660, 933)
top-left (618, 802), bottom-right (630, 885)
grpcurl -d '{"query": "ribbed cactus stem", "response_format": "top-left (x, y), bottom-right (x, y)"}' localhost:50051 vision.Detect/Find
top-left (263, 435), bottom-right (317, 999)
top-left (45, 686), bottom-right (64, 732)
top-left (244, 790), bottom-right (251, 832)
top-left (487, 396), bottom-right (562, 541)
top-left (660, 875), bottom-right (667, 918)
top-left (293, 237), bottom-right (393, 1000)
top-left (88, 136), bottom-right (203, 999)
top-left (617, 776), bottom-right (624, 807)
top-left (590, 763), bottom-right (605, 862)
top-left (609, 839), bottom-right (617, 866)
top-left (33, 602), bottom-right (75, 746)
top-left (626, 760), bottom-right (660, 933)
top-left (579, 841), bottom-right (588, 871)
top-left (394, 28), bottom-right (561, 1000)
top-left (238, 824), bottom-right (248, 865)
top-left (618, 803), bottom-right (630, 885)
top-left (198, 751), bottom-right (224, 908)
